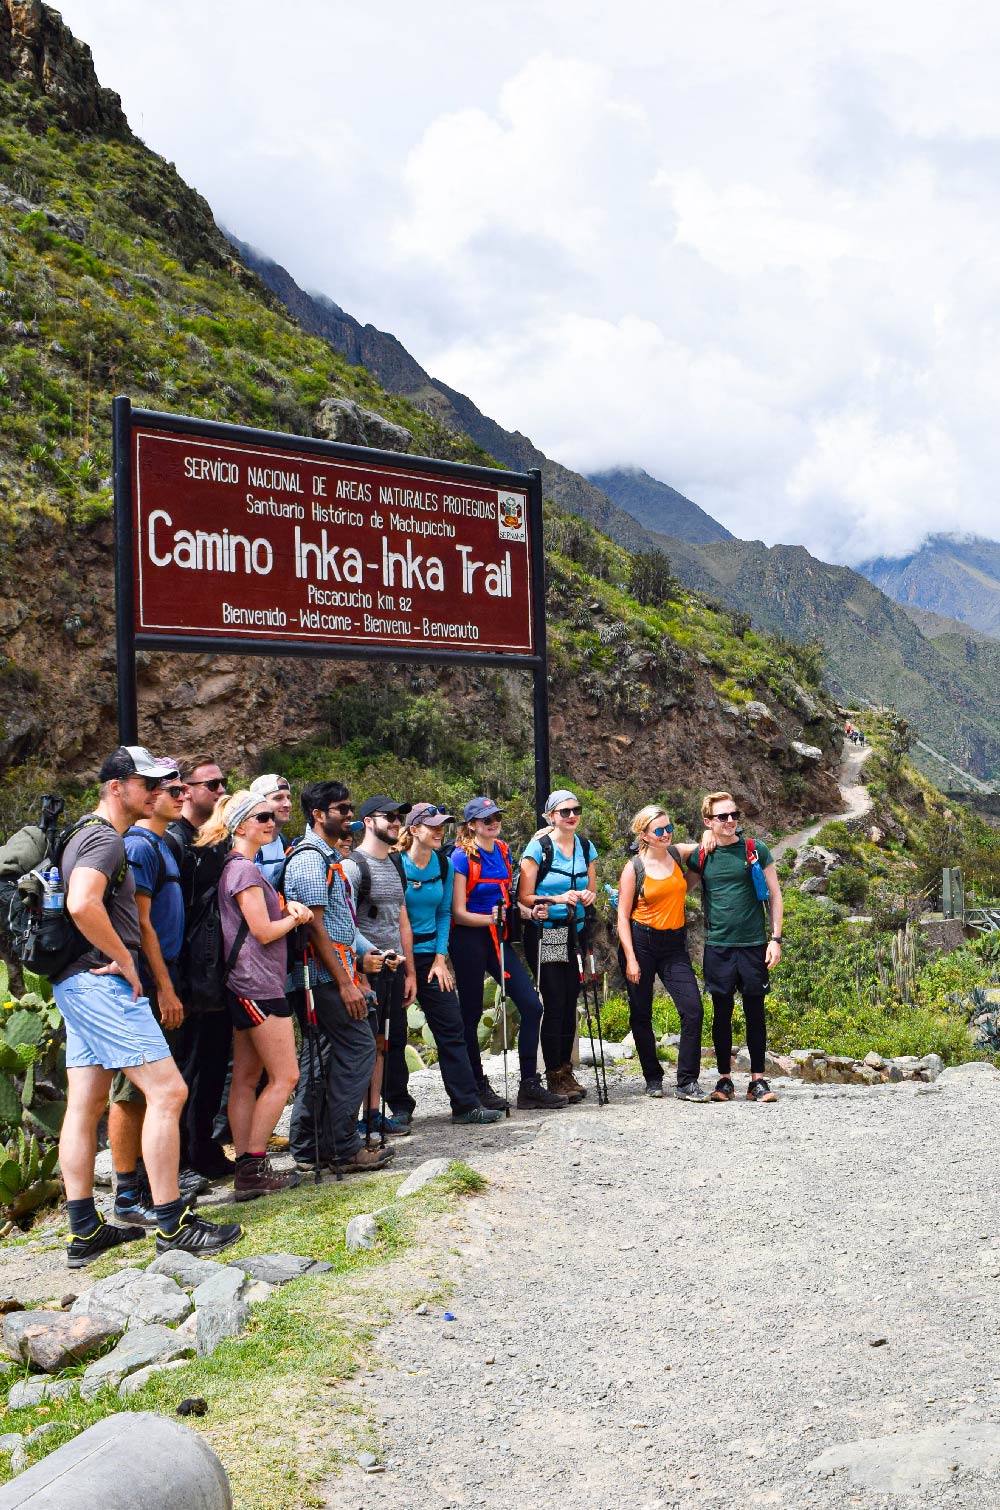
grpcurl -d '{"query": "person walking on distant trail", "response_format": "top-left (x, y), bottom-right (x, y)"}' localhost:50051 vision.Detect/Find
top-left (450, 797), bottom-right (567, 1113)
top-left (197, 791), bottom-right (312, 1199)
top-left (617, 805), bottom-right (710, 1101)
top-left (690, 791), bottom-right (784, 1104)
top-left (54, 745), bottom-right (241, 1268)
top-left (399, 803), bottom-right (503, 1126)
top-left (518, 790), bottom-right (598, 1105)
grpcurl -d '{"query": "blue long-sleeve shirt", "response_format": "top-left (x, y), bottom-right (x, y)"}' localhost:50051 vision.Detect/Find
top-left (401, 850), bottom-right (453, 956)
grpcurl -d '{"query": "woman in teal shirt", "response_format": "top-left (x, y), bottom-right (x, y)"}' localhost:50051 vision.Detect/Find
top-left (517, 789), bottom-right (597, 1104)
top-left (398, 803), bottom-right (502, 1126)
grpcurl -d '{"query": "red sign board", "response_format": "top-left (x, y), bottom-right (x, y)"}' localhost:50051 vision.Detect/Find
top-left (131, 427), bottom-right (536, 656)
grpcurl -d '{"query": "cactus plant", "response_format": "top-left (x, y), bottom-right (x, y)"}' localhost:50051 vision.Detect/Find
top-left (0, 1129), bottom-right (61, 1221)
top-left (891, 922), bottom-right (918, 1004)
top-left (0, 989), bottom-right (66, 1137)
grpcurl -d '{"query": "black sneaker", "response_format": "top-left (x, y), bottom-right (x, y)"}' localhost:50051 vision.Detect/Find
top-left (113, 1190), bottom-right (159, 1228)
top-left (67, 1216), bottom-right (146, 1270)
top-left (451, 1105), bottom-right (504, 1125)
top-left (711, 1076), bottom-right (736, 1102)
top-left (155, 1208), bottom-right (243, 1256)
top-left (477, 1079), bottom-right (509, 1112)
top-left (179, 1166), bottom-right (211, 1200)
top-left (516, 1074), bottom-right (569, 1110)
top-left (675, 1081), bottom-right (710, 1102)
top-left (645, 1079), bottom-right (665, 1098)
top-left (747, 1078), bottom-right (777, 1103)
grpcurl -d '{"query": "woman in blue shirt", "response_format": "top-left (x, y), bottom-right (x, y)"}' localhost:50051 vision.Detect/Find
top-left (518, 789), bottom-right (597, 1104)
top-left (450, 797), bottom-right (568, 1113)
top-left (398, 803), bottom-right (502, 1126)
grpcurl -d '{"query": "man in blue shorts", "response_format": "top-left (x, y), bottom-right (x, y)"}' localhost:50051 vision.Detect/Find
top-left (54, 745), bottom-right (242, 1267)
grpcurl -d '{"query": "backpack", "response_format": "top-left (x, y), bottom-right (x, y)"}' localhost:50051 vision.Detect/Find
top-left (125, 828), bottom-right (181, 900)
top-left (177, 850), bottom-right (249, 1013)
top-left (11, 816), bottom-right (129, 982)
top-left (695, 836), bottom-right (770, 929)
top-left (400, 848), bottom-right (450, 952)
top-left (628, 845), bottom-right (683, 916)
top-left (276, 837), bottom-right (358, 972)
top-left (349, 850), bottom-right (408, 923)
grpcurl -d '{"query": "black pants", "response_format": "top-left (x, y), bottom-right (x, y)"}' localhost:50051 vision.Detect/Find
top-left (371, 968), bottom-right (412, 1118)
top-left (702, 944), bottom-right (769, 1075)
top-left (450, 924), bottom-right (543, 1081)
top-left (173, 1009), bottom-right (233, 1169)
top-left (412, 954), bottom-right (482, 1114)
top-left (621, 923), bottom-right (703, 1086)
top-left (288, 983), bottom-right (376, 1162)
top-left (523, 930), bottom-right (579, 1071)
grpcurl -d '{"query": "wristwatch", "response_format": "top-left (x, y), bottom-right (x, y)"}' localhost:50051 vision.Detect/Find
top-left (770, 935), bottom-right (782, 943)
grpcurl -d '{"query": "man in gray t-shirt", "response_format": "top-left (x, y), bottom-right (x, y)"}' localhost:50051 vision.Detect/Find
top-left (344, 796), bottom-right (417, 1128)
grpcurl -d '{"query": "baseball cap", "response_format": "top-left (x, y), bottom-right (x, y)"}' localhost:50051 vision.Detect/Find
top-left (99, 745), bottom-right (177, 782)
top-left (405, 802), bottom-right (454, 829)
top-left (358, 794), bottom-right (412, 820)
top-left (544, 789), bottom-right (578, 813)
top-left (249, 774), bottom-right (290, 800)
top-left (463, 796), bottom-right (504, 822)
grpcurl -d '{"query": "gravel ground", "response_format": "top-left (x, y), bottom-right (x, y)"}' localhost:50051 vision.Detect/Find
top-left (320, 1057), bottom-right (1000, 1509)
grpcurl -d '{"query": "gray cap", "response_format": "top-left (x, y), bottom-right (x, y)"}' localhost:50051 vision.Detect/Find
top-left (249, 774), bottom-right (290, 800)
top-left (99, 745), bottom-right (177, 782)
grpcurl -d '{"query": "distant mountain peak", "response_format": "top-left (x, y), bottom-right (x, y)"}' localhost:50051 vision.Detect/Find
top-left (585, 465), bottom-right (733, 545)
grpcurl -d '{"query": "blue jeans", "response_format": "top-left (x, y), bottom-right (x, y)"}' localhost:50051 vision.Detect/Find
top-left (449, 925), bottom-right (543, 1082)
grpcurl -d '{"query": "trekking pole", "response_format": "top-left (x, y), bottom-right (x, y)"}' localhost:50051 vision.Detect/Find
top-left (495, 901), bottom-right (510, 1118)
top-left (584, 910), bottom-right (610, 1103)
top-left (575, 933), bottom-right (605, 1106)
top-left (377, 978), bottom-right (389, 1151)
top-left (304, 946), bottom-right (340, 1183)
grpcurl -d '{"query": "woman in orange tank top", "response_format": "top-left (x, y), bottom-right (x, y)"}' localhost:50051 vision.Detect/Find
top-left (616, 806), bottom-right (710, 1102)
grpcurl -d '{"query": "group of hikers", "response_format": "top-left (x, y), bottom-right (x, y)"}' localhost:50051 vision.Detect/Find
top-left (27, 745), bottom-right (785, 1270)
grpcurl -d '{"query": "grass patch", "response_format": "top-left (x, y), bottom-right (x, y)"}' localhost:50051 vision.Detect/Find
top-left (0, 1162), bottom-right (484, 1505)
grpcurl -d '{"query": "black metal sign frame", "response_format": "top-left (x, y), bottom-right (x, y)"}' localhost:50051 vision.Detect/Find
top-left (112, 397), bottom-right (551, 815)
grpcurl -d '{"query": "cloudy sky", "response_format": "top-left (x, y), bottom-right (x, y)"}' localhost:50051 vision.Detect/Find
top-left (58, 0), bottom-right (1000, 563)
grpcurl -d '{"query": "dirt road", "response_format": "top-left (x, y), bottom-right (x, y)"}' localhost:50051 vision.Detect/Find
top-left (772, 741), bottom-right (873, 859)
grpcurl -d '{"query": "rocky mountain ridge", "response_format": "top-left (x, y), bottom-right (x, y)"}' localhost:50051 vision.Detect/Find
top-left (858, 534), bottom-right (1000, 640)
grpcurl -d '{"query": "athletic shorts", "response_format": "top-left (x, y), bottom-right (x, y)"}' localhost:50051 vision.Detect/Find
top-left (109, 970), bottom-right (180, 1105)
top-left (53, 972), bottom-right (171, 1072)
top-left (226, 989), bottom-right (294, 1032)
top-left (702, 943), bottom-right (771, 998)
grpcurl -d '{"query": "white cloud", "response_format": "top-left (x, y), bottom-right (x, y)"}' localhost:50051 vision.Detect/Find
top-left (52, 0), bottom-right (1000, 562)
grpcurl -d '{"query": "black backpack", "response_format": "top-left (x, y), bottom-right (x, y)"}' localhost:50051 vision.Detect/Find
top-left (350, 851), bottom-right (408, 924)
top-left (12, 816), bottom-right (129, 982)
top-left (125, 829), bottom-right (182, 900)
top-left (177, 851), bottom-right (249, 1013)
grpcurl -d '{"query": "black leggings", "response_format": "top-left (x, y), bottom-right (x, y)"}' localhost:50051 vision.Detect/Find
top-left (450, 924), bottom-right (543, 1081)
top-left (621, 923), bottom-right (703, 1086)
top-left (534, 961), bottom-right (580, 1072)
top-left (712, 991), bottom-right (767, 1075)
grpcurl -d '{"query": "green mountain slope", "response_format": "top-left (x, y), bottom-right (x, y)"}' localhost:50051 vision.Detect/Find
top-left (586, 465), bottom-right (733, 543)
top-left (859, 535), bottom-right (1000, 639)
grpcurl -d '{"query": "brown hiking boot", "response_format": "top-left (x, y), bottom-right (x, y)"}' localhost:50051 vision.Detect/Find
top-left (234, 1155), bottom-right (303, 1201)
top-left (547, 1064), bottom-right (586, 1103)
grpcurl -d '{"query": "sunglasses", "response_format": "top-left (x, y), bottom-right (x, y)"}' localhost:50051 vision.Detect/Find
top-left (374, 811), bottom-right (406, 823)
top-left (249, 811), bottom-right (276, 825)
top-left (479, 816), bottom-right (502, 826)
top-left (649, 823), bottom-right (674, 837)
top-left (554, 806), bottom-right (582, 817)
top-left (135, 775), bottom-right (162, 792)
top-left (190, 777), bottom-right (225, 792)
top-left (327, 804), bottom-right (354, 816)
top-left (161, 784), bottom-right (185, 799)
top-left (711, 810), bottom-right (740, 822)
top-left (414, 805), bottom-right (445, 818)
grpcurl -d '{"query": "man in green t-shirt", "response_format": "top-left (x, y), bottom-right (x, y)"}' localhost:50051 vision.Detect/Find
top-left (688, 790), bottom-right (784, 1103)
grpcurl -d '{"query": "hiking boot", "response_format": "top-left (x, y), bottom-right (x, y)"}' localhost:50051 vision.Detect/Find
top-left (155, 1209), bottom-right (243, 1257)
top-left (451, 1105), bottom-right (504, 1125)
top-left (358, 1110), bottom-right (411, 1138)
top-left (339, 1144), bottom-right (396, 1173)
top-left (675, 1081), bottom-right (710, 1102)
top-left (516, 1074), bottom-right (569, 1111)
top-left (711, 1076), bottom-right (736, 1101)
top-left (113, 1189), bottom-right (159, 1229)
top-left (234, 1156), bottom-right (302, 1202)
top-left (477, 1079), bottom-right (509, 1113)
top-left (645, 1079), bottom-right (665, 1098)
top-left (747, 1078), bottom-right (777, 1103)
top-left (547, 1064), bottom-right (585, 1104)
top-left (67, 1216), bottom-right (146, 1270)
top-left (178, 1166), bottom-right (211, 1200)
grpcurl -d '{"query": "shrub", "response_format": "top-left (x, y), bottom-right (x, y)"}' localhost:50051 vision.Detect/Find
top-left (827, 865), bottom-right (869, 907)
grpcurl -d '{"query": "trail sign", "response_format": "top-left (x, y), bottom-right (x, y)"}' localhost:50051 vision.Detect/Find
top-left (113, 401), bottom-right (550, 810)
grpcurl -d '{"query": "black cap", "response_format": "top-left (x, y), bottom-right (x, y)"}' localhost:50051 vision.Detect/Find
top-left (357, 795), bottom-right (412, 820)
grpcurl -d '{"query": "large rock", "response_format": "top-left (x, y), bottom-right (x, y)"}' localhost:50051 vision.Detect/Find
top-left (196, 1298), bottom-right (250, 1359)
top-left (79, 1325), bottom-right (195, 1400)
top-left (792, 845), bottom-right (838, 878)
top-left (8, 1376), bottom-right (75, 1408)
top-left (345, 1214), bottom-right (379, 1253)
top-left (118, 1357), bottom-right (190, 1398)
top-left (3, 1309), bottom-right (121, 1372)
top-left (314, 397), bottom-right (413, 453)
top-left (397, 1158), bottom-right (451, 1199)
top-left (191, 1268), bottom-right (246, 1310)
top-left (226, 1253), bottom-right (332, 1285)
top-left (146, 1252), bottom-right (227, 1290)
top-left (810, 1422), bottom-right (1000, 1493)
top-left (791, 739), bottom-right (823, 761)
top-left (72, 1269), bottom-right (192, 1329)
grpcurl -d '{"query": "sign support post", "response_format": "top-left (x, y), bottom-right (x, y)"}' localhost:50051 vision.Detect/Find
top-left (112, 400), bottom-right (551, 815)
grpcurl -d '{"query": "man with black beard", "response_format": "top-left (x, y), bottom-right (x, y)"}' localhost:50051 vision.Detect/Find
top-left (284, 781), bottom-right (393, 1173)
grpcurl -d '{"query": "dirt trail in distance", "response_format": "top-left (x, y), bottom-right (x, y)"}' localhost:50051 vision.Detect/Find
top-left (772, 740), bottom-right (873, 859)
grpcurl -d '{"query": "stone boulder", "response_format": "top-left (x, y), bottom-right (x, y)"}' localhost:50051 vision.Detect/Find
top-left (146, 1252), bottom-right (227, 1290)
top-left (196, 1298), bottom-right (250, 1359)
top-left (314, 397), bottom-right (412, 453)
top-left (3, 1309), bottom-right (122, 1372)
top-left (227, 1253), bottom-right (333, 1285)
top-left (72, 1269), bottom-right (192, 1329)
top-left (80, 1325), bottom-right (195, 1399)
top-left (8, 1375), bottom-right (76, 1408)
top-left (397, 1158), bottom-right (451, 1199)
top-left (792, 845), bottom-right (838, 879)
top-left (791, 740), bottom-right (824, 762)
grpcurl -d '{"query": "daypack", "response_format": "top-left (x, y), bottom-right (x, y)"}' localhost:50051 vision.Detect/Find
top-left (11, 816), bottom-right (128, 982)
top-left (627, 845), bottom-right (683, 916)
top-left (350, 850), bottom-right (408, 922)
top-left (125, 828), bottom-right (182, 900)
top-left (516, 831), bottom-right (595, 911)
top-left (400, 848), bottom-right (450, 951)
top-left (177, 850), bottom-right (249, 1013)
top-left (276, 837), bottom-right (360, 973)
top-left (695, 836), bottom-right (770, 929)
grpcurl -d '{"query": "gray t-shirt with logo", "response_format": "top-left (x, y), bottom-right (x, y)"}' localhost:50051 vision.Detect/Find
top-left (342, 853), bottom-right (405, 954)
top-left (57, 818), bottom-right (139, 981)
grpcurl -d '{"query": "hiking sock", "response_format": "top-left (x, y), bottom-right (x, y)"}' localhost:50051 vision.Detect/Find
top-left (115, 1168), bottom-right (141, 1202)
top-left (235, 1151), bottom-right (265, 1167)
top-left (66, 1197), bottom-right (99, 1237)
top-left (155, 1197), bottom-right (185, 1234)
